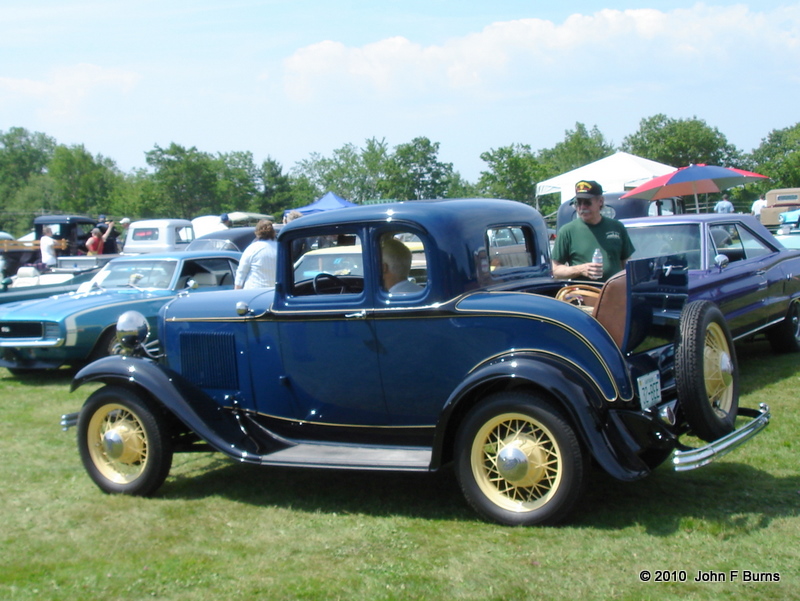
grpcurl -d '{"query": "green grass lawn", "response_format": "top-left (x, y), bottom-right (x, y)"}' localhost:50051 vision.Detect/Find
top-left (0, 340), bottom-right (797, 600)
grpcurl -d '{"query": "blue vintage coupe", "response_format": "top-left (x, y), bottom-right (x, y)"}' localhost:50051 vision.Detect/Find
top-left (62, 200), bottom-right (769, 527)
top-left (623, 213), bottom-right (800, 352)
top-left (0, 251), bottom-right (240, 374)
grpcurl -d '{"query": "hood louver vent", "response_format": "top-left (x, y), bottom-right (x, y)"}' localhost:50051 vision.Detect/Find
top-left (179, 331), bottom-right (238, 389)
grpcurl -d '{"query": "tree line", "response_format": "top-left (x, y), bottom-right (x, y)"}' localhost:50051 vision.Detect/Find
top-left (1, 115), bottom-right (799, 237)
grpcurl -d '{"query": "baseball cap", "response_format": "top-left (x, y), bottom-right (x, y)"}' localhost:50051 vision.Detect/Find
top-left (575, 180), bottom-right (603, 199)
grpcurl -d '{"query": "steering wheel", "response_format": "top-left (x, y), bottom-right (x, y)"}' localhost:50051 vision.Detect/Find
top-left (313, 272), bottom-right (354, 295)
top-left (555, 284), bottom-right (601, 307)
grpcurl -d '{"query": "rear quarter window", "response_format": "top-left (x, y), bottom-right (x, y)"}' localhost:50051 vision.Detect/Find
top-left (487, 226), bottom-right (534, 272)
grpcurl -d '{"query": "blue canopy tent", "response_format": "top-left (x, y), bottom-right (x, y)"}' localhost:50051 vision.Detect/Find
top-left (286, 191), bottom-right (357, 217)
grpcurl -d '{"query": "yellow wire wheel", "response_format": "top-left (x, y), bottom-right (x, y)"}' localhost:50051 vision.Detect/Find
top-left (675, 300), bottom-right (739, 442)
top-left (702, 321), bottom-right (735, 419)
top-left (456, 391), bottom-right (584, 526)
top-left (77, 386), bottom-right (173, 496)
top-left (470, 412), bottom-right (563, 512)
top-left (85, 402), bottom-right (149, 484)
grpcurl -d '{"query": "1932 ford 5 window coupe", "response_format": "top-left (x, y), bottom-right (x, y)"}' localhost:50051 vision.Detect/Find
top-left (63, 199), bottom-right (770, 526)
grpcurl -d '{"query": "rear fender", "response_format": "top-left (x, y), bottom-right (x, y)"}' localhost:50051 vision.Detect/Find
top-left (433, 352), bottom-right (651, 481)
top-left (71, 355), bottom-right (256, 460)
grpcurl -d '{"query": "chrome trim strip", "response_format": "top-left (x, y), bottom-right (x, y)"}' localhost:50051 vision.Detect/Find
top-left (0, 338), bottom-right (64, 348)
top-left (672, 403), bottom-right (770, 471)
top-left (225, 406), bottom-right (436, 430)
top-left (732, 316), bottom-right (784, 341)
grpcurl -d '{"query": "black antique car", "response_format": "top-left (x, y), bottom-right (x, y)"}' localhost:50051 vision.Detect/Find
top-left (63, 199), bottom-right (769, 526)
top-left (1, 215), bottom-right (99, 277)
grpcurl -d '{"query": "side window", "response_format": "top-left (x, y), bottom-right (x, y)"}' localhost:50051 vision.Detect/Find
top-left (487, 226), bottom-right (533, 272)
top-left (176, 226), bottom-right (194, 244)
top-left (379, 231), bottom-right (427, 296)
top-left (738, 228), bottom-right (771, 259)
top-left (290, 233), bottom-right (365, 296)
top-left (709, 224), bottom-right (769, 263)
top-left (178, 258), bottom-right (236, 288)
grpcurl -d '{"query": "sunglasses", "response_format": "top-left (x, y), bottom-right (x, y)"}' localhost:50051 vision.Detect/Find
top-left (573, 198), bottom-right (595, 207)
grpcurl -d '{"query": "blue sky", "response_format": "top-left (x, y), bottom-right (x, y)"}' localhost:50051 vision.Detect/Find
top-left (1, 1), bottom-right (798, 182)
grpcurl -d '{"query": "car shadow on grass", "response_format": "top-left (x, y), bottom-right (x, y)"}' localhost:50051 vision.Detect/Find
top-left (156, 452), bottom-right (797, 531)
top-left (162, 454), bottom-right (476, 522)
top-left (0, 366), bottom-right (77, 385)
top-left (572, 461), bottom-right (799, 536)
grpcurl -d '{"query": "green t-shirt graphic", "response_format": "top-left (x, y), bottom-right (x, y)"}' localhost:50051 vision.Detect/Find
top-left (552, 217), bottom-right (635, 281)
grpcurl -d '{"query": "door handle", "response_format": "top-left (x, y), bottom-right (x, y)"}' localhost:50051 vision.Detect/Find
top-left (345, 310), bottom-right (366, 319)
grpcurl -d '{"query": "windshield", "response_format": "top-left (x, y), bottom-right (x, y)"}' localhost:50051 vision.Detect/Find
top-left (627, 224), bottom-right (703, 269)
top-left (91, 260), bottom-right (178, 289)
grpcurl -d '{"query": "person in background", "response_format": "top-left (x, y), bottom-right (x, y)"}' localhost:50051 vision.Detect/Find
top-left (714, 194), bottom-right (735, 213)
top-left (234, 219), bottom-right (278, 289)
top-left (551, 180), bottom-right (635, 282)
top-left (283, 210), bottom-right (303, 224)
top-left (86, 221), bottom-right (114, 255)
top-left (751, 195), bottom-right (767, 220)
top-left (381, 236), bottom-right (423, 294)
top-left (39, 226), bottom-right (57, 268)
top-left (116, 217), bottom-right (131, 250)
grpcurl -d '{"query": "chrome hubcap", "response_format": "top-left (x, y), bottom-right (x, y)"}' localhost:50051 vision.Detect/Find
top-left (719, 351), bottom-right (733, 388)
top-left (496, 439), bottom-right (547, 487)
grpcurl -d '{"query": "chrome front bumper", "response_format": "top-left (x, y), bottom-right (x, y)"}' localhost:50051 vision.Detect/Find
top-left (672, 403), bottom-right (771, 472)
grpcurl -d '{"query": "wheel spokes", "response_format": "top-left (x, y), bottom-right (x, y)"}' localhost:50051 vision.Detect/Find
top-left (703, 324), bottom-right (734, 416)
top-left (90, 405), bottom-right (149, 483)
top-left (478, 416), bottom-right (561, 508)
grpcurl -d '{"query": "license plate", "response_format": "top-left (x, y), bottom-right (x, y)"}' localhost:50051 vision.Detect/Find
top-left (637, 371), bottom-right (662, 409)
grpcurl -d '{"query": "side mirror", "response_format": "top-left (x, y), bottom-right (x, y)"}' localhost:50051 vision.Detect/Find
top-left (714, 254), bottom-right (730, 269)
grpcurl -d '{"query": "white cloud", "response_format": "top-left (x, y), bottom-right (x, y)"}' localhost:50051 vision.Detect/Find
top-left (0, 64), bottom-right (140, 121)
top-left (281, 4), bottom-right (800, 102)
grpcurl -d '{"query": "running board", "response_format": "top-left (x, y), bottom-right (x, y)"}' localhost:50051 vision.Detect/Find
top-left (252, 443), bottom-right (433, 471)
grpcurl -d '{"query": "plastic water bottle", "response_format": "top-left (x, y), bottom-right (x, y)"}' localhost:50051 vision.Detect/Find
top-left (591, 248), bottom-right (603, 280)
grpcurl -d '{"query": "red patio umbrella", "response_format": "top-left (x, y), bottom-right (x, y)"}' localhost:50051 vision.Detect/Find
top-left (621, 164), bottom-right (768, 211)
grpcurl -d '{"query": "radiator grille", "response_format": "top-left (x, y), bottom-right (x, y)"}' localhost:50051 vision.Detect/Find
top-left (0, 322), bottom-right (43, 339)
top-left (179, 331), bottom-right (239, 389)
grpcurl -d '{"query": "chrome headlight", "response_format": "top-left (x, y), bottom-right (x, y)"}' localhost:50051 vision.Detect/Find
top-left (116, 311), bottom-right (149, 354)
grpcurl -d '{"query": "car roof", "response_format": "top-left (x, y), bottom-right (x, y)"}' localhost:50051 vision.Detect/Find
top-left (623, 213), bottom-right (757, 225)
top-left (110, 250), bottom-right (241, 262)
top-left (33, 215), bottom-right (96, 225)
top-left (129, 219), bottom-right (193, 227)
top-left (280, 198), bottom-right (540, 233)
top-left (186, 226), bottom-right (258, 251)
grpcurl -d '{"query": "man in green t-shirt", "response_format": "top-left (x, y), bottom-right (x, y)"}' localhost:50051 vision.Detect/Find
top-left (551, 180), bottom-right (635, 282)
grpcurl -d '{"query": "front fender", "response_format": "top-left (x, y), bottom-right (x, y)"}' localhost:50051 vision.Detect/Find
top-left (433, 352), bottom-right (651, 481)
top-left (71, 355), bottom-right (258, 461)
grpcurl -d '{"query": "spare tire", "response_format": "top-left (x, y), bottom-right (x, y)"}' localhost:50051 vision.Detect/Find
top-left (675, 300), bottom-right (738, 442)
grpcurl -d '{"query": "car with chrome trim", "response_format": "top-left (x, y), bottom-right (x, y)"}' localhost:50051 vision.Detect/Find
top-left (62, 199), bottom-right (769, 527)
top-left (622, 213), bottom-right (800, 352)
top-left (0, 251), bottom-right (239, 374)
top-left (1, 265), bottom-right (101, 306)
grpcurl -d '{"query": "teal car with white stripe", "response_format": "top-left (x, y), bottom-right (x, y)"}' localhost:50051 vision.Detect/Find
top-left (0, 251), bottom-right (239, 375)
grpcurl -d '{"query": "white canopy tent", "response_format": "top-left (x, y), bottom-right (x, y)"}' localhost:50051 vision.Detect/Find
top-left (535, 152), bottom-right (676, 205)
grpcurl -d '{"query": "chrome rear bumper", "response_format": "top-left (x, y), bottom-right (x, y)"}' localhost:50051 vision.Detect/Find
top-left (672, 404), bottom-right (770, 472)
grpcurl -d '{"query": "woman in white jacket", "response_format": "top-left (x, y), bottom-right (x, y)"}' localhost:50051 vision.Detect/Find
top-left (234, 220), bottom-right (278, 289)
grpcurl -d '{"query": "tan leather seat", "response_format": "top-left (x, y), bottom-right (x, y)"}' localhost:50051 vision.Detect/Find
top-left (592, 271), bottom-right (627, 348)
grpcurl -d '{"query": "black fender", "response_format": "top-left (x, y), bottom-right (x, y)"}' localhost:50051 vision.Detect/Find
top-left (71, 355), bottom-right (260, 461)
top-left (432, 351), bottom-right (652, 481)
